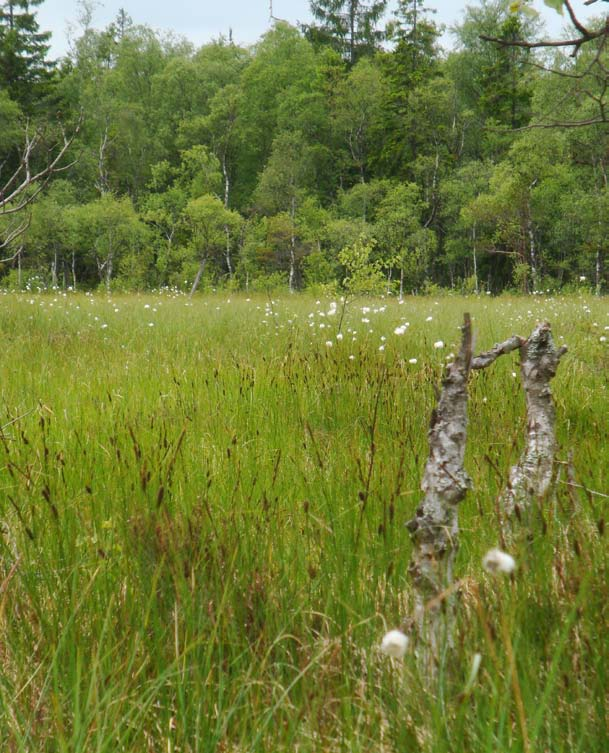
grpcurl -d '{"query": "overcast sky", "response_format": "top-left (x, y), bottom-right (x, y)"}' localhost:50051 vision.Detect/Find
top-left (37, 0), bottom-right (597, 59)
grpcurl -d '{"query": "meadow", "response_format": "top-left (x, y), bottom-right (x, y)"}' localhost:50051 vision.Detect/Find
top-left (0, 290), bottom-right (608, 752)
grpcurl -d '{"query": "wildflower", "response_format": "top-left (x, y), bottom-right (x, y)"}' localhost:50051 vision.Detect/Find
top-left (379, 345), bottom-right (385, 352)
top-left (325, 340), bottom-right (333, 347)
top-left (426, 316), bottom-right (433, 322)
top-left (394, 325), bottom-right (407, 335)
top-left (380, 629), bottom-right (409, 659)
top-left (600, 336), bottom-right (607, 343)
top-left (408, 358), bottom-right (417, 364)
top-left (482, 548), bottom-right (516, 575)
top-left (433, 340), bottom-right (444, 349)
top-left (579, 275), bottom-right (586, 282)
top-left (336, 332), bottom-right (344, 341)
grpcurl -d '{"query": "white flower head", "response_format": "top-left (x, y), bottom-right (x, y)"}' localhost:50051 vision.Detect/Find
top-left (380, 629), bottom-right (409, 659)
top-left (408, 357), bottom-right (418, 365)
top-left (325, 340), bottom-right (333, 347)
top-left (433, 340), bottom-right (444, 349)
top-left (482, 548), bottom-right (516, 575)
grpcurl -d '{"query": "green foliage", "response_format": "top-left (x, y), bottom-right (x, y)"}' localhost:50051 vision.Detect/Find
top-left (1, 293), bottom-right (609, 750)
top-left (305, 0), bottom-right (388, 64)
top-left (338, 235), bottom-right (385, 295)
top-left (1, 0), bottom-right (608, 294)
top-left (0, 89), bottom-right (21, 152)
top-left (0, 0), bottom-right (55, 110)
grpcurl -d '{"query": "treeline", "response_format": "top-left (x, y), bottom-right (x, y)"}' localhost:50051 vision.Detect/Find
top-left (0, 0), bottom-right (607, 294)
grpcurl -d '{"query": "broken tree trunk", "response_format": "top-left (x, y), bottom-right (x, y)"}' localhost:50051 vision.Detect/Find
top-left (406, 314), bottom-right (472, 674)
top-left (406, 316), bottom-right (523, 674)
top-left (501, 322), bottom-right (567, 521)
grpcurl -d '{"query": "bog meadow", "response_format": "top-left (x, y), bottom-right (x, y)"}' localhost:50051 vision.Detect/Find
top-left (2, 0), bottom-right (609, 750)
top-left (1, 291), bottom-right (609, 752)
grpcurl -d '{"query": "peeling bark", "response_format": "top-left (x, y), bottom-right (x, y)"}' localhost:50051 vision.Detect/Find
top-left (502, 322), bottom-right (567, 519)
top-left (471, 335), bottom-right (523, 371)
top-left (406, 318), bottom-right (524, 672)
top-left (406, 314), bottom-right (473, 669)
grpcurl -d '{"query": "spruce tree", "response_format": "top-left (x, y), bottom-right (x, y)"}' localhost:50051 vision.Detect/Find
top-left (305, 0), bottom-right (387, 65)
top-left (478, 14), bottom-right (531, 129)
top-left (0, 0), bottom-right (55, 111)
top-left (381, 0), bottom-right (441, 174)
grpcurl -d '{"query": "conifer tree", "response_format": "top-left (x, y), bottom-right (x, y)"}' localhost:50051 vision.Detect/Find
top-left (381, 0), bottom-right (441, 174)
top-left (305, 0), bottom-right (387, 65)
top-left (0, 0), bottom-right (55, 110)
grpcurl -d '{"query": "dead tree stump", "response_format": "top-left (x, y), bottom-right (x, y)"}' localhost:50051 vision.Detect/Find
top-left (502, 322), bottom-right (568, 521)
top-left (406, 315), bottom-right (523, 674)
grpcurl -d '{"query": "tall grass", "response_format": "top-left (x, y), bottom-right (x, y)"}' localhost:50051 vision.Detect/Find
top-left (0, 291), bottom-right (607, 752)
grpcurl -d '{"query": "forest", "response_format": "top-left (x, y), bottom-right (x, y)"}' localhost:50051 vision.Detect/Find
top-left (0, 0), bottom-right (608, 295)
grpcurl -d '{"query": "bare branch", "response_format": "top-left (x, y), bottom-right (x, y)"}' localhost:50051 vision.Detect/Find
top-left (479, 30), bottom-right (605, 52)
top-left (1, 116), bottom-right (82, 215)
top-left (472, 335), bottom-right (524, 370)
top-left (514, 116), bottom-right (609, 128)
top-left (0, 243), bottom-right (25, 264)
top-left (0, 113), bottom-right (82, 250)
top-left (0, 216), bottom-right (29, 251)
top-left (565, 0), bottom-right (593, 38)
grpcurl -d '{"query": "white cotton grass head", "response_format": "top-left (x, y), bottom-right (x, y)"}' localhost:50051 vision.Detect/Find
top-left (380, 629), bottom-right (409, 659)
top-left (482, 548), bottom-right (516, 575)
top-left (433, 340), bottom-right (445, 349)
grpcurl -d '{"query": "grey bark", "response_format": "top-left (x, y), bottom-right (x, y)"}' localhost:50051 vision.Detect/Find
top-left (289, 196), bottom-right (296, 293)
top-left (406, 314), bottom-right (473, 671)
top-left (51, 250), bottom-right (58, 289)
top-left (224, 225), bottom-right (233, 278)
top-left (501, 322), bottom-right (567, 520)
top-left (189, 258), bottom-right (206, 297)
top-left (406, 317), bottom-right (523, 674)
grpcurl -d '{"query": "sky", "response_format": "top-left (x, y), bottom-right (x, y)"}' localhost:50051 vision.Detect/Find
top-left (36, 0), bottom-right (600, 59)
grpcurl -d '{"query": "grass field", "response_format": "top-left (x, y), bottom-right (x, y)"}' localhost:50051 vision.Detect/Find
top-left (0, 291), bottom-right (608, 752)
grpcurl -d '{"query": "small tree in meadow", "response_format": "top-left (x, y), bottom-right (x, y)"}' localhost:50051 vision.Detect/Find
top-left (336, 235), bottom-right (385, 332)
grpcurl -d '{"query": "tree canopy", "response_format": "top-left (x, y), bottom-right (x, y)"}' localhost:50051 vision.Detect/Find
top-left (1, 0), bottom-right (608, 294)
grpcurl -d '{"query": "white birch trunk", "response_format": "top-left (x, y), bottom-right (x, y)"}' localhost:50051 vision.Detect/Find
top-left (189, 258), bottom-right (206, 298)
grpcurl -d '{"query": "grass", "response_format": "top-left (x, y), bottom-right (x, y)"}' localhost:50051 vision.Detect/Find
top-left (0, 290), bottom-right (607, 752)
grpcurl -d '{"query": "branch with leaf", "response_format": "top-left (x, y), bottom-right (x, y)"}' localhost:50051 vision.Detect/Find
top-left (481, 0), bottom-right (609, 127)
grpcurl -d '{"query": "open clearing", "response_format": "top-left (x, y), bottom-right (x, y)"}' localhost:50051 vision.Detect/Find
top-left (1, 292), bottom-right (608, 752)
